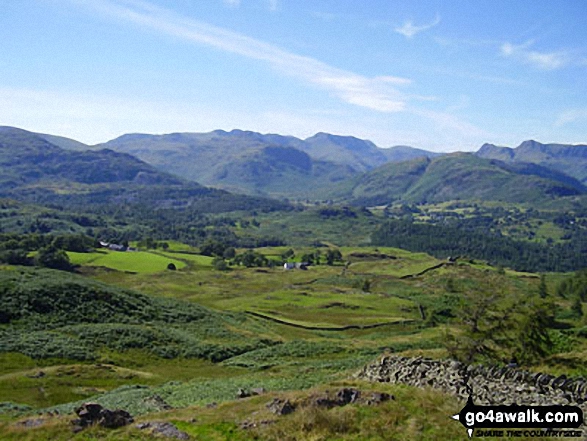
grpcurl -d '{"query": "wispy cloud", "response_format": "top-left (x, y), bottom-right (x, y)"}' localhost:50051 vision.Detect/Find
top-left (70, 0), bottom-right (410, 113)
top-left (500, 40), bottom-right (570, 70)
top-left (555, 108), bottom-right (587, 127)
top-left (395, 15), bottom-right (440, 39)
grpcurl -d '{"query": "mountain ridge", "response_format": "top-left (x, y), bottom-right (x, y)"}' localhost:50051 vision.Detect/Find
top-left (89, 129), bottom-right (440, 197)
top-left (327, 153), bottom-right (586, 206)
top-left (0, 126), bottom-right (290, 215)
top-left (3, 125), bottom-right (587, 204)
top-left (476, 139), bottom-right (587, 183)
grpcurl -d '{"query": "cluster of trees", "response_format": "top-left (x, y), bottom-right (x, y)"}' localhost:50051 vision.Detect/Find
top-left (0, 233), bottom-right (95, 271)
top-left (231, 250), bottom-right (270, 268)
top-left (319, 207), bottom-right (358, 219)
top-left (198, 241), bottom-right (344, 271)
top-left (371, 220), bottom-right (587, 272)
top-left (1, 181), bottom-right (292, 249)
top-left (199, 243), bottom-right (270, 270)
top-left (280, 248), bottom-right (343, 266)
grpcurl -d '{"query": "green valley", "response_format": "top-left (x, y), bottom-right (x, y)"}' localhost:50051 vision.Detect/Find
top-left (0, 127), bottom-right (586, 440)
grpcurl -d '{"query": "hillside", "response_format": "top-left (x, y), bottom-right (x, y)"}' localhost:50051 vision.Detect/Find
top-left (0, 126), bottom-right (183, 189)
top-left (92, 129), bottom-right (438, 198)
top-left (329, 153), bottom-right (586, 206)
top-left (203, 145), bottom-right (356, 197)
top-left (476, 140), bottom-right (587, 184)
top-left (298, 132), bottom-right (388, 171)
top-left (36, 133), bottom-right (90, 151)
top-left (0, 267), bottom-right (277, 362)
top-left (0, 127), bottom-right (289, 215)
top-left (1, 242), bottom-right (583, 440)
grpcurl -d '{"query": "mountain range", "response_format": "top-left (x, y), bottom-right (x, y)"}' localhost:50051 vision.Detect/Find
top-left (3, 125), bottom-right (587, 207)
top-left (84, 130), bottom-right (439, 198)
top-left (476, 140), bottom-right (587, 184)
top-left (0, 127), bottom-right (287, 213)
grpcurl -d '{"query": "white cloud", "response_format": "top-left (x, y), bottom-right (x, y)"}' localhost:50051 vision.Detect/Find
top-left (395, 15), bottom-right (440, 39)
top-left (555, 109), bottom-right (587, 127)
top-left (525, 51), bottom-right (568, 70)
top-left (69, 0), bottom-right (410, 113)
top-left (500, 40), bottom-right (569, 70)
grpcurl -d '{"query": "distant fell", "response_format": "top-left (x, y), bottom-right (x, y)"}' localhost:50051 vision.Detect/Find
top-left (329, 153), bottom-right (586, 206)
top-left (476, 140), bottom-right (587, 183)
top-left (382, 145), bottom-right (441, 163)
top-left (0, 126), bottom-right (183, 189)
top-left (92, 129), bottom-right (438, 198)
top-left (300, 132), bottom-right (385, 171)
top-left (299, 133), bottom-right (439, 171)
top-left (37, 132), bottom-right (90, 151)
top-left (0, 126), bottom-right (289, 214)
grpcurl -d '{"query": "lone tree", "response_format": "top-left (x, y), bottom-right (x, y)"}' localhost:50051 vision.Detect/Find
top-left (538, 274), bottom-right (548, 298)
top-left (444, 274), bottom-right (554, 365)
top-left (326, 249), bottom-right (343, 265)
top-left (281, 248), bottom-right (295, 260)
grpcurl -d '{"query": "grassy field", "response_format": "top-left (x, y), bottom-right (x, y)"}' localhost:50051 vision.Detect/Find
top-left (152, 250), bottom-right (214, 268)
top-left (2, 242), bottom-right (585, 440)
top-left (68, 250), bottom-right (187, 273)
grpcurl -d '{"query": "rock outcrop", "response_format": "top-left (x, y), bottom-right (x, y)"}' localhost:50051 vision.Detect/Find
top-left (72, 402), bottom-right (134, 431)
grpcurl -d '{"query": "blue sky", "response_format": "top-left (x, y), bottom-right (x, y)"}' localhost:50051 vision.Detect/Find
top-left (1, 0), bottom-right (586, 151)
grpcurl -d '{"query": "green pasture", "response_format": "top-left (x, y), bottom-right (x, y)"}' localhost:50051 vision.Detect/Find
top-left (67, 250), bottom-right (186, 274)
top-left (67, 246), bottom-right (553, 339)
top-left (3, 241), bottom-right (584, 441)
top-left (153, 250), bottom-right (214, 267)
top-left (78, 246), bottom-right (528, 334)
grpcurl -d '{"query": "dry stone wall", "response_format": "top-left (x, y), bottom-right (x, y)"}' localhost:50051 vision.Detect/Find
top-left (356, 356), bottom-right (587, 411)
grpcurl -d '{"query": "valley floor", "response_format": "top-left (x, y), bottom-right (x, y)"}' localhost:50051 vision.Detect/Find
top-left (0, 244), bottom-right (585, 440)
